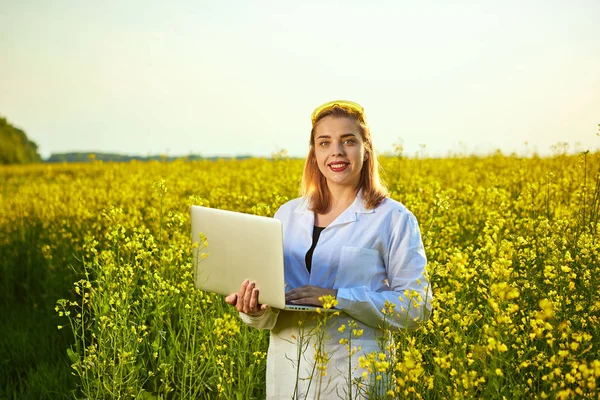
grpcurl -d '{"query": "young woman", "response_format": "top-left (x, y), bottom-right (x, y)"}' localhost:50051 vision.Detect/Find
top-left (225, 100), bottom-right (432, 399)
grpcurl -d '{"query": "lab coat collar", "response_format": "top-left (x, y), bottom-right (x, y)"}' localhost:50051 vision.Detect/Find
top-left (293, 188), bottom-right (374, 232)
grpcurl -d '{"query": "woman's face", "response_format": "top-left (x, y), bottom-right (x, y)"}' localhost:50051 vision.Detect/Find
top-left (313, 116), bottom-right (367, 190)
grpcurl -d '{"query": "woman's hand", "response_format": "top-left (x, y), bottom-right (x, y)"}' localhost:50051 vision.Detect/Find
top-left (285, 285), bottom-right (338, 307)
top-left (225, 279), bottom-right (268, 317)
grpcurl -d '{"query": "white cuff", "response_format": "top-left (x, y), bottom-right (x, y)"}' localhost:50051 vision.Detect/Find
top-left (239, 306), bottom-right (280, 330)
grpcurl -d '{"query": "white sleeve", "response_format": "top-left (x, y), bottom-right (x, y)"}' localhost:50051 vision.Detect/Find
top-left (335, 211), bottom-right (432, 331)
top-left (238, 307), bottom-right (281, 330)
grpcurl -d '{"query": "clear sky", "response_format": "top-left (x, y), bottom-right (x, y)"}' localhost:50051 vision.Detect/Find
top-left (1, 0), bottom-right (599, 159)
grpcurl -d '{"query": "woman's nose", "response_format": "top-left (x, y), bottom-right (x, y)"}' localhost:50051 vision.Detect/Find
top-left (331, 141), bottom-right (344, 155)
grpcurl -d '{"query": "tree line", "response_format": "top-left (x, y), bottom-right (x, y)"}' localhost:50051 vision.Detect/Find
top-left (46, 153), bottom-right (254, 163)
top-left (0, 114), bottom-right (257, 164)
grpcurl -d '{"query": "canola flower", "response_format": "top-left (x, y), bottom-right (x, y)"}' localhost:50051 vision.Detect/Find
top-left (1, 151), bottom-right (599, 398)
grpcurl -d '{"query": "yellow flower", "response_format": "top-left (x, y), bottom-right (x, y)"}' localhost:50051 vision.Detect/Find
top-left (570, 342), bottom-right (579, 351)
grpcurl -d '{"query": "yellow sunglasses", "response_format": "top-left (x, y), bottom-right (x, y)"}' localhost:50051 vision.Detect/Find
top-left (311, 100), bottom-right (366, 125)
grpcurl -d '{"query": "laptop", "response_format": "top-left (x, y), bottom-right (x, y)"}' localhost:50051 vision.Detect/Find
top-left (190, 205), bottom-right (333, 312)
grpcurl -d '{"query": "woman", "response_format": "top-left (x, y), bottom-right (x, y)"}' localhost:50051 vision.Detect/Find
top-left (226, 100), bottom-right (432, 399)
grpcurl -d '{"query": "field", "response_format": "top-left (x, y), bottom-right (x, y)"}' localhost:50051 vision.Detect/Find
top-left (1, 152), bottom-right (599, 399)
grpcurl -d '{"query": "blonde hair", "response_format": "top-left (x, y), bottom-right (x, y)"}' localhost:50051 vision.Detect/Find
top-left (301, 105), bottom-right (388, 213)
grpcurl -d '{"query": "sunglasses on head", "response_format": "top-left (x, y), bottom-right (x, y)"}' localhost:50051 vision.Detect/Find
top-left (311, 100), bottom-right (366, 125)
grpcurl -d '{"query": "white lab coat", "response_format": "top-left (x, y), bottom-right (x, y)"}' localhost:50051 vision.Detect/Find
top-left (240, 189), bottom-right (432, 399)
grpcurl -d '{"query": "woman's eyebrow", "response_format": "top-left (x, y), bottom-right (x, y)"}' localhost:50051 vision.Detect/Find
top-left (316, 133), bottom-right (357, 140)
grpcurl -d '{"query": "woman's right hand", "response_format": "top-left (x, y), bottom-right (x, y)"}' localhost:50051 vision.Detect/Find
top-left (225, 279), bottom-right (268, 317)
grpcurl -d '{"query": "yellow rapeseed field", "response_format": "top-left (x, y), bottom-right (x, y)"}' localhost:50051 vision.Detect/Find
top-left (1, 152), bottom-right (599, 399)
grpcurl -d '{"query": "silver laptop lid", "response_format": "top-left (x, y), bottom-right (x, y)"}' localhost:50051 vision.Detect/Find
top-left (191, 205), bottom-right (286, 309)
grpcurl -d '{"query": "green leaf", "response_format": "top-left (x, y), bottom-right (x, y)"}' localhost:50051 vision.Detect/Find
top-left (66, 347), bottom-right (80, 364)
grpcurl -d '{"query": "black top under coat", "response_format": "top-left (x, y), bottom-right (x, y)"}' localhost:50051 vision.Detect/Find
top-left (304, 225), bottom-right (325, 273)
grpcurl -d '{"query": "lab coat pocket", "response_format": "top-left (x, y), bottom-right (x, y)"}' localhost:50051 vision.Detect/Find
top-left (334, 246), bottom-right (380, 289)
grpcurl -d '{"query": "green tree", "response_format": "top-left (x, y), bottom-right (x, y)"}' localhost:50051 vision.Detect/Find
top-left (0, 116), bottom-right (42, 164)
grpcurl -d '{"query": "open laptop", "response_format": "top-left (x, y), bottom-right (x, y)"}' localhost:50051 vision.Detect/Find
top-left (191, 205), bottom-right (334, 312)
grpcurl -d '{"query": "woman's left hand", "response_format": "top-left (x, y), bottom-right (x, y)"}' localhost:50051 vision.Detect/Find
top-left (285, 285), bottom-right (338, 307)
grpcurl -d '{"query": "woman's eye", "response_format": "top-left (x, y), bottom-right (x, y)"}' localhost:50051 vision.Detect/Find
top-left (319, 141), bottom-right (329, 146)
top-left (343, 139), bottom-right (356, 145)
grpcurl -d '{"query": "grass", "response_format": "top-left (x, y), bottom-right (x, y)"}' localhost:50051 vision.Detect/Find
top-left (0, 302), bottom-right (74, 399)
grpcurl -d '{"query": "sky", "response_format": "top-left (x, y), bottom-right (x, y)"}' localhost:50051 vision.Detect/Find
top-left (1, 0), bottom-right (599, 159)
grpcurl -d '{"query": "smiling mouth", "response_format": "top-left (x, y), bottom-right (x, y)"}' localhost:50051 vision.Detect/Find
top-left (328, 162), bottom-right (349, 172)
